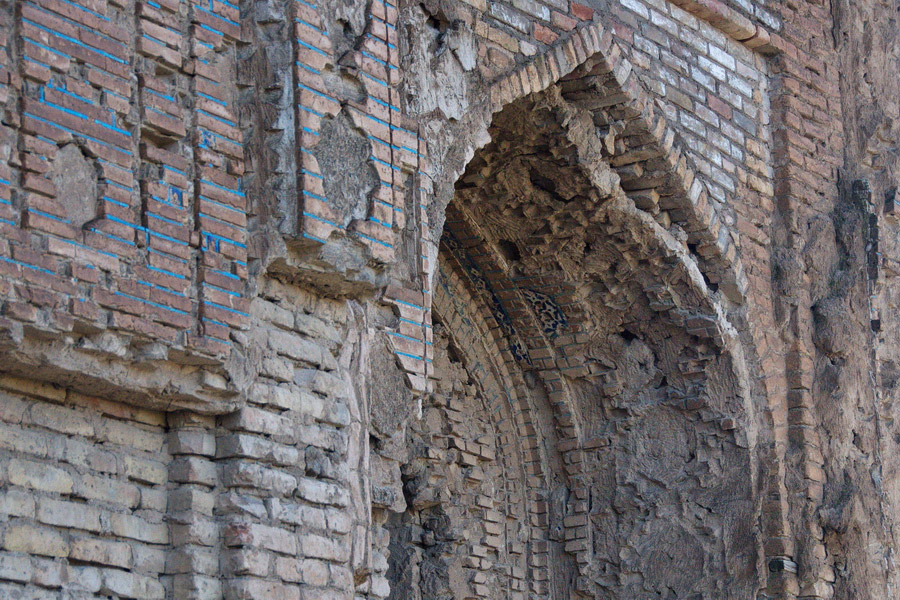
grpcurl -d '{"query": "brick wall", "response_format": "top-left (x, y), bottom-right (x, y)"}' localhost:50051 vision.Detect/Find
top-left (0, 376), bottom-right (170, 598)
top-left (0, 0), bottom-right (882, 598)
top-left (0, 0), bottom-right (248, 411)
top-left (0, 278), bottom-right (360, 598)
top-left (607, 0), bottom-right (773, 209)
top-left (221, 279), bottom-right (357, 600)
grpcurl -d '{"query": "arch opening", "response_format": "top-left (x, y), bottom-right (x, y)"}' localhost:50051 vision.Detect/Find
top-left (386, 83), bottom-right (762, 599)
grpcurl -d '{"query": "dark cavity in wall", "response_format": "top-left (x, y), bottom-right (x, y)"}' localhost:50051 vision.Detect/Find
top-left (385, 467), bottom-right (460, 600)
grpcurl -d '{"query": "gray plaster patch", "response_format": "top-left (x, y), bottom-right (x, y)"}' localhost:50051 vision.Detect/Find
top-left (312, 110), bottom-right (378, 227)
top-left (320, 0), bottom-right (367, 59)
top-left (48, 144), bottom-right (98, 229)
top-left (402, 8), bottom-right (472, 121)
top-left (368, 333), bottom-right (413, 439)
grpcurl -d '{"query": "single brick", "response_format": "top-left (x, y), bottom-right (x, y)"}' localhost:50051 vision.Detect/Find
top-left (8, 459), bottom-right (74, 494)
top-left (3, 525), bottom-right (68, 558)
top-left (37, 498), bottom-right (102, 532)
top-left (69, 537), bottom-right (133, 569)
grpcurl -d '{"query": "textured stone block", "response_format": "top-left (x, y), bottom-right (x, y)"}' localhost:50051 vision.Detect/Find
top-left (226, 578), bottom-right (300, 600)
top-left (108, 513), bottom-right (169, 545)
top-left (8, 459), bottom-right (73, 494)
top-left (69, 537), bottom-right (133, 569)
top-left (101, 568), bottom-right (166, 599)
top-left (0, 489), bottom-right (36, 518)
top-left (37, 498), bottom-right (102, 532)
top-left (3, 525), bottom-right (67, 558)
top-left (0, 553), bottom-right (32, 583)
top-left (224, 523), bottom-right (297, 556)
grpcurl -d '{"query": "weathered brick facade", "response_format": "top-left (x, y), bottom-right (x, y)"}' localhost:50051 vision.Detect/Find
top-left (0, 0), bottom-right (897, 598)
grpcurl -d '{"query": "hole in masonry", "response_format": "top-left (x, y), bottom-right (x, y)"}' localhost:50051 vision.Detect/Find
top-left (497, 239), bottom-right (521, 262)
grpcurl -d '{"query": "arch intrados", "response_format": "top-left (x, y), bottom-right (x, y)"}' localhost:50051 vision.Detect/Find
top-left (429, 257), bottom-right (561, 594)
top-left (448, 84), bottom-right (736, 354)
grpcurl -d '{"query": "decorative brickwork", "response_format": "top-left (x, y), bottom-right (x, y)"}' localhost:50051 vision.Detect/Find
top-left (0, 0), bottom-right (248, 410)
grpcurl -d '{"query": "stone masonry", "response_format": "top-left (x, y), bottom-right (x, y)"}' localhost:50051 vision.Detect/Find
top-left (0, 0), bottom-right (898, 598)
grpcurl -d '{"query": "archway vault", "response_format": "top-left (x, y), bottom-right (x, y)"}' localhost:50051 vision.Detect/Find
top-left (387, 73), bottom-right (764, 599)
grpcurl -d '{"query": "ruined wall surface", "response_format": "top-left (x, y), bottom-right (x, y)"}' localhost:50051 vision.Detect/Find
top-left (0, 0), bottom-right (896, 598)
top-left (823, 1), bottom-right (900, 598)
